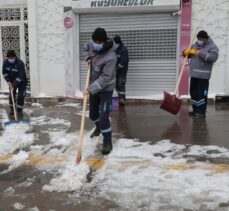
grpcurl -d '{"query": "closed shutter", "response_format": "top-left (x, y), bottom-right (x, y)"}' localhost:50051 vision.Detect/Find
top-left (79, 13), bottom-right (178, 96)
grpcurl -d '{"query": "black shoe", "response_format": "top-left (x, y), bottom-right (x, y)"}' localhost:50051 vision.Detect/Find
top-left (189, 111), bottom-right (196, 116)
top-left (102, 143), bottom-right (113, 155)
top-left (119, 99), bottom-right (126, 106)
top-left (90, 127), bottom-right (101, 138)
top-left (194, 113), bottom-right (206, 119)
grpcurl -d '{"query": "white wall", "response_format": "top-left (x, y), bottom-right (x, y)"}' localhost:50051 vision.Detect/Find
top-left (28, 0), bottom-right (71, 97)
top-left (192, 0), bottom-right (229, 95)
top-left (64, 10), bottom-right (80, 96)
top-left (36, 0), bottom-right (65, 96)
top-left (0, 0), bottom-right (26, 6)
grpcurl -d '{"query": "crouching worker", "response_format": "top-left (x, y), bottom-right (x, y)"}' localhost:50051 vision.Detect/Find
top-left (83, 27), bottom-right (117, 155)
top-left (2, 50), bottom-right (27, 116)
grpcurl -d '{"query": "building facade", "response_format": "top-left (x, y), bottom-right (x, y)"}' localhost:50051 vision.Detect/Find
top-left (0, 0), bottom-right (228, 98)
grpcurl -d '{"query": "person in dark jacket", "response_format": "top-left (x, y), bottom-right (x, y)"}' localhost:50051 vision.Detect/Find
top-left (2, 50), bottom-right (27, 116)
top-left (113, 35), bottom-right (129, 106)
top-left (83, 28), bottom-right (117, 155)
top-left (183, 30), bottom-right (219, 118)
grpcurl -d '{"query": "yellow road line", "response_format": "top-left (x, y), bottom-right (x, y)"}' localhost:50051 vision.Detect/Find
top-left (165, 163), bottom-right (229, 173)
top-left (0, 153), bottom-right (105, 170)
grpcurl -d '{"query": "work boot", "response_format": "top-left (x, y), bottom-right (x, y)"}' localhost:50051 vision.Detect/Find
top-left (119, 99), bottom-right (126, 106)
top-left (90, 127), bottom-right (101, 138)
top-left (102, 143), bottom-right (113, 155)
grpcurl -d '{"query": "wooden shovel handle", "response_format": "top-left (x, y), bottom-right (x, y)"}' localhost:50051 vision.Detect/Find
top-left (76, 62), bottom-right (91, 164)
top-left (10, 86), bottom-right (18, 121)
top-left (174, 28), bottom-right (199, 95)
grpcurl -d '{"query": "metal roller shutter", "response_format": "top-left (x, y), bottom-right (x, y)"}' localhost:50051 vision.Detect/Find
top-left (79, 13), bottom-right (178, 96)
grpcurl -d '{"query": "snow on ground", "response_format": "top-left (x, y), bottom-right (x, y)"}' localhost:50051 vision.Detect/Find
top-left (43, 161), bottom-right (90, 192)
top-left (87, 139), bottom-right (229, 210)
top-left (1, 151), bottom-right (29, 174)
top-left (14, 202), bottom-right (25, 210)
top-left (57, 103), bottom-right (80, 107)
top-left (75, 110), bottom-right (89, 117)
top-left (0, 108), bottom-right (35, 155)
top-left (31, 103), bottom-right (44, 108)
top-left (74, 89), bottom-right (83, 98)
top-left (1, 107), bottom-right (229, 210)
top-left (0, 107), bottom-right (100, 192)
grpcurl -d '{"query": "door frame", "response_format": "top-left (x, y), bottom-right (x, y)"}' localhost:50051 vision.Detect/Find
top-left (0, 6), bottom-right (28, 92)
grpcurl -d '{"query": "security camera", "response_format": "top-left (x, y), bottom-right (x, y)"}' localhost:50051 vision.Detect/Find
top-left (171, 11), bottom-right (181, 16)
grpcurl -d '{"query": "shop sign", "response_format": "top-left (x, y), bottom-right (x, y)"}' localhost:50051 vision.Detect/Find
top-left (90, 0), bottom-right (154, 7)
top-left (64, 17), bottom-right (73, 29)
top-left (72, 0), bottom-right (180, 12)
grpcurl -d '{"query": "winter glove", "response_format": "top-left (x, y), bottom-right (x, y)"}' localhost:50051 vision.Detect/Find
top-left (183, 49), bottom-right (199, 57)
top-left (189, 49), bottom-right (199, 55)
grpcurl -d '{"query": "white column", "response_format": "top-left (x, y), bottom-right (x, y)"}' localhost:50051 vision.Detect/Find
top-left (27, 0), bottom-right (40, 96)
top-left (65, 11), bottom-right (80, 96)
top-left (225, 22), bottom-right (229, 94)
top-left (74, 13), bottom-right (80, 91)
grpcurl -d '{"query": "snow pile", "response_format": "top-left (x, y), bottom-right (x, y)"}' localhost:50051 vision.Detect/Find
top-left (0, 123), bottom-right (35, 155)
top-left (43, 161), bottom-right (90, 192)
top-left (2, 105), bottom-right (229, 210)
top-left (1, 151), bottom-right (29, 174)
top-left (41, 131), bottom-right (101, 191)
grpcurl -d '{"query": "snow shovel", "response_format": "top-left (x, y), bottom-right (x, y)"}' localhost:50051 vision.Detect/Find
top-left (160, 31), bottom-right (197, 115)
top-left (160, 58), bottom-right (187, 115)
top-left (4, 86), bottom-right (30, 126)
top-left (76, 62), bottom-right (91, 164)
top-left (75, 62), bottom-right (105, 169)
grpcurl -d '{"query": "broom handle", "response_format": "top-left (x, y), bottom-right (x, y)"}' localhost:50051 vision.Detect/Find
top-left (174, 29), bottom-right (198, 95)
top-left (10, 86), bottom-right (18, 121)
top-left (77, 62), bottom-right (91, 160)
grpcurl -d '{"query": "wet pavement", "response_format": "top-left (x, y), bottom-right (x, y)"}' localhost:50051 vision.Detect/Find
top-left (112, 101), bottom-right (229, 148)
top-left (0, 99), bottom-right (229, 211)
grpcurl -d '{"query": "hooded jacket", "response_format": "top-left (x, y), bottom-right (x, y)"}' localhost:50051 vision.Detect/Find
top-left (2, 58), bottom-right (27, 87)
top-left (115, 43), bottom-right (129, 74)
top-left (189, 37), bottom-right (219, 80)
top-left (83, 39), bottom-right (117, 95)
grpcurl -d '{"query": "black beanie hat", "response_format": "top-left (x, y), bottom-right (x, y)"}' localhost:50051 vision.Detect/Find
top-left (92, 27), bottom-right (108, 42)
top-left (197, 30), bottom-right (209, 39)
top-left (6, 50), bottom-right (16, 57)
top-left (113, 35), bottom-right (122, 44)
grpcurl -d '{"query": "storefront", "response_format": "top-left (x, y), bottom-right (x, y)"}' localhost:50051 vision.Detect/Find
top-left (1, 0), bottom-right (226, 98)
top-left (66, 0), bottom-right (182, 96)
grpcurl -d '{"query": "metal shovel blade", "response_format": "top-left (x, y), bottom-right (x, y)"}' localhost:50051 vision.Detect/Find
top-left (160, 91), bottom-right (182, 115)
top-left (4, 119), bottom-right (30, 126)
